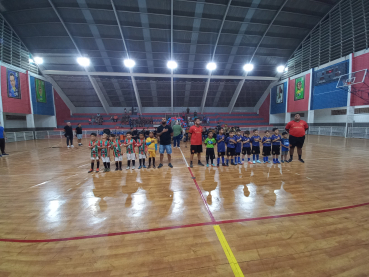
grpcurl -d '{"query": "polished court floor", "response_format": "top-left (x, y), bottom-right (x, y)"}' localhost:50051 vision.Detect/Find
top-left (1, 135), bottom-right (369, 276)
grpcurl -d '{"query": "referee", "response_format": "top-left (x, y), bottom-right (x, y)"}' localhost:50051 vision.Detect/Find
top-left (285, 114), bottom-right (309, 163)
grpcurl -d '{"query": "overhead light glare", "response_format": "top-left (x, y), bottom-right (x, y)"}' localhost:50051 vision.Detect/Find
top-left (77, 57), bottom-right (90, 67)
top-left (206, 62), bottom-right (217, 71)
top-left (167, 60), bottom-right (178, 69)
top-left (243, 63), bottom-right (254, 72)
top-left (34, 57), bottom-right (43, 65)
top-left (124, 59), bottom-right (135, 68)
top-left (277, 65), bottom-right (286, 73)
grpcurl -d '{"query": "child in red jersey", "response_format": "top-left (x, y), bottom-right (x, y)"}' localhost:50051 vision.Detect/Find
top-left (136, 133), bottom-right (147, 169)
top-left (109, 134), bottom-right (123, 171)
top-left (98, 133), bottom-right (110, 172)
top-left (123, 132), bottom-right (137, 170)
top-left (88, 133), bottom-right (100, 173)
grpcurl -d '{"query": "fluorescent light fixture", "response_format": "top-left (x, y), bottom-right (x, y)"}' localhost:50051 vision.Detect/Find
top-left (167, 60), bottom-right (178, 69)
top-left (277, 65), bottom-right (286, 73)
top-left (206, 62), bottom-right (216, 71)
top-left (124, 59), bottom-right (135, 68)
top-left (34, 57), bottom-right (43, 65)
top-left (243, 63), bottom-right (254, 72)
top-left (77, 57), bottom-right (90, 67)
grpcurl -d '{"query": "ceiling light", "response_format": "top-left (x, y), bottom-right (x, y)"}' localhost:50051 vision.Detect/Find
top-left (34, 57), bottom-right (43, 65)
top-left (167, 60), bottom-right (178, 69)
top-left (277, 65), bottom-right (286, 73)
top-left (77, 57), bottom-right (90, 67)
top-left (124, 59), bottom-right (135, 68)
top-left (206, 62), bottom-right (216, 71)
top-left (243, 63), bottom-right (254, 72)
top-left (284, 67), bottom-right (288, 72)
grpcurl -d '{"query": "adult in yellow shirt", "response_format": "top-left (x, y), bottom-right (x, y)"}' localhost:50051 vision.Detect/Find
top-left (146, 131), bottom-right (157, 168)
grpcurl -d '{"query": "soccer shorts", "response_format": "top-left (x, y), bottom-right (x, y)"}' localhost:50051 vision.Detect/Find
top-left (227, 148), bottom-right (235, 156)
top-left (206, 148), bottom-right (215, 159)
top-left (263, 146), bottom-right (271, 156)
top-left (139, 153), bottom-right (146, 159)
top-left (126, 153), bottom-right (136, 161)
top-left (148, 150), bottom-right (156, 158)
top-left (242, 147), bottom-right (251, 155)
top-left (235, 151), bottom-right (241, 156)
top-left (114, 156), bottom-right (123, 162)
top-left (289, 135), bottom-right (305, 148)
top-left (252, 146), bottom-right (260, 155)
top-left (217, 151), bottom-right (225, 157)
top-left (91, 156), bottom-right (99, 160)
top-left (101, 156), bottom-right (110, 163)
top-left (272, 145), bottom-right (281, 155)
top-left (190, 145), bottom-right (203, 154)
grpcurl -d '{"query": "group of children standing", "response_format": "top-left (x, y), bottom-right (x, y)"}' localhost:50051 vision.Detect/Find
top-left (88, 131), bottom-right (158, 173)
top-left (203, 128), bottom-right (290, 167)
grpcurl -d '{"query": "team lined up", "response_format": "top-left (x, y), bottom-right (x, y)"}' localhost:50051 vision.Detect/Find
top-left (202, 127), bottom-right (290, 167)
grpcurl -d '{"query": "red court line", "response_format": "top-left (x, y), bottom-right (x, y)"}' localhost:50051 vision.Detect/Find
top-left (187, 167), bottom-right (216, 222)
top-left (1, 202), bottom-right (368, 243)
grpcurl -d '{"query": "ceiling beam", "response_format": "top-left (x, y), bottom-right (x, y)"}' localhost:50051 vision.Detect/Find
top-left (201, 0), bottom-right (232, 114)
top-left (111, 0), bottom-right (142, 114)
top-left (42, 70), bottom-right (279, 81)
top-left (228, 0), bottom-right (289, 114)
top-left (47, 0), bottom-right (110, 114)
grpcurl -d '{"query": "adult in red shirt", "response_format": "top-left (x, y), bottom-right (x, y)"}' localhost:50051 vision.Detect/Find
top-left (189, 118), bottom-right (205, 168)
top-left (285, 114), bottom-right (309, 163)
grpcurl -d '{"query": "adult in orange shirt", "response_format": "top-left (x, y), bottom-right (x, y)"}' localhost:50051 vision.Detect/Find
top-left (189, 118), bottom-right (205, 168)
top-left (285, 114), bottom-right (309, 163)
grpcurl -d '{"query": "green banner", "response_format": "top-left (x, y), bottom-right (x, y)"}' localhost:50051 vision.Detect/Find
top-left (294, 76), bottom-right (305, 101)
top-left (35, 79), bottom-right (46, 103)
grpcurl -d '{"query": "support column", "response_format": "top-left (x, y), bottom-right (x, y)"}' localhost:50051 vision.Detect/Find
top-left (307, 110), bottom-right (314, 124)
top-left (285, 112), bottom-right (291, 124)
top-left (26, 114), bottom-right (35, 128)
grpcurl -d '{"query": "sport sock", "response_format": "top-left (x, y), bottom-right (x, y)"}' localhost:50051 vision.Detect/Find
top-left (103, 162), bottom-right (107, 168)
top-left (128, 160), bottom-right (131, 167)
top-left (248, 157), bottom-right (250, 161)
top-left (115, 162), bottom-right (119, 169)
top-left (217, 157), bottom-right (220, 164)
top-left (119, 161), bottom-right (122, 169)
top-left (143, 158), bottom-right (145, 166)
top-left (298, 154), bottom-right (302, 160)
top-left (153, 158), bottom-right (155, 166)
top-left (91, 162), bottom-right (94, 170)
top-left (149, 158), bottom-right (151, 166)
top-left (132, 160), bottom-right (135, 166)
top-left (226, 159), bottom-right (229, 165)
top-left (222, 157), bottom-right (225, 163)
top-left (96, 161), bottom-right (100, 169)
top-left (139, 159), bottom-right (142, 166)
top-left (256, 154), bottom-right (259, 160)
top-left (253, 154), bottom-right (256, 161)
top-left (107, 162), bottom-right (110, 168)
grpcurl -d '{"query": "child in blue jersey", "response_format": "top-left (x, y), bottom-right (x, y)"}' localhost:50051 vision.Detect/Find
top-left (242, 130), bottom-right (252, 164)
top-left (234, 129), bottom-right (243, 165)
top-left (225, 130), bottom-right (237, 166)
top-left (216, 128), bottom-right (226, 167)
top-left (262, 130), bottom-right (272, 163)
top-left (271, 128), bottom-right (282, 164)
top-left (281, 131), bottom-right (290, 163)
top-left (250, 129), bottom-right (261, 164)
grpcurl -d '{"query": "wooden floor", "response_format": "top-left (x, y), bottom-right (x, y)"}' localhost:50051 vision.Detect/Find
top-left (1, 135), bottom-right (369, 276)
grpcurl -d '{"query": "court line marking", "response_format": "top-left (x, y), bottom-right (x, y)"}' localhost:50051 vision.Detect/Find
top-left (179, 147), bottom-right (215, 222)
top-left (214, 225), bottom-right (244, 277)
top-left (1, 201), bottom-right (368, 243)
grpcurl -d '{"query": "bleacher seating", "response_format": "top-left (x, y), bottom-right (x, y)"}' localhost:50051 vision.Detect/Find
top-left (56, 112), bottom-right (271, 130)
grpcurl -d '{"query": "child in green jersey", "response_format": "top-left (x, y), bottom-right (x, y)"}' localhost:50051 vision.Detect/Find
top-left (204, 131), bottom-right (216, 167)
top-left (98, 133), bottom-right (110, 172)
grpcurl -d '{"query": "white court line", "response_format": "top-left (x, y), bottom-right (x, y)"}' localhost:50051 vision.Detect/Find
top-left (179, 147), bottom-right (189, 167)
top-left (29, 181), bottom-right (50, 188)
top-left (306, 177), bottom-right (313, 180)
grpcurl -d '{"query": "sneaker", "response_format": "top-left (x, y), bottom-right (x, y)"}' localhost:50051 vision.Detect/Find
top-left (190, 163), bottom-right (193, 168)
top-left (143, 165), bottom-right (147, 168)
top-left (132, 166), bottom-right (135, 169)
top-left (119, 168), bottom-right (122, 171)
top-left (88, 169), bottom-right (93, 173)
top-left (256, 160), bottom-right (261, 163)
top-left (198, 162), bottom-right (205, 166)
top-left (276, 160), bottom-right (281, 164)
top-left (168, 163), bottom-right (173, 168)
top-left (107, 168), bottom-right (110, 172)
top-left (138, 165), bottom-right (142, 169)
top-left (103, 168), bottom-right (107, 172)
top-left (263, 161), bottom-right (267, 164)
top-left (281, 160), bottom-right (284, 163)
top-left (67, 145), bottom-right (70, 148)
top-left (2, 153), bottom-right (8, 155)
top-left (217, 164), bottom-right (220, 167)
top-left (0, 155), bottom-right (2, 157)
top-left (298, 158), bottom-right (305, 163)
top-left (125, 166), bottom-right (130, 170)
top-left (222, 163), bottom-right (226, 166)
top-left (248, 161), bottom-right (253, 164)
top-left (96, 168), bottom-right (99, 173)
top-left (288, 158), bottom-right (293, 163)
top-left (267, 161), bottom-right (271, 164)
top-left (71, 145), bottom-right (74, 148)
top-left (158, 163), bottom-right (163, 169)
top-left (238, 162), bottom-right (242, 165)
top-left (148, 165), bottom-right (151, 169)
top-left (253, 161), bottom-right (256, 164)
top-left (153, 164), bottom-right (156, 168)
top-left (231, 162), bottom-right (236, 166)
top-left (212, 164), bottom-right (216, 167)
top-left (80, 144), bottom-right (83, 146)
top-left (285, 160), bottom-right (289, 163)
top-left (206, 164), bottom-right (209, 167)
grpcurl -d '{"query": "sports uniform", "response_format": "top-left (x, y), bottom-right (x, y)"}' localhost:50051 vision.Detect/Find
top-left (271, 134), bottom-right (281, 155)
top-left (242, 136), bottom-right (251, 155)
top-left (250, 135), bottom-right (261, 154)
top-left (89, 140), bottom-right (99, 160)
top-left (216, 134), bottom-right (226, 156)
top-left (136, 138), bottom-right (147, 159)
top-left (124, 139), bottom-right (136, 160)
top-left (262, 136), bottom-right (272, 156)
top-left (110, 139), bottom-right (122, 162)
top-left (98, 140), bottom-right (110, 163)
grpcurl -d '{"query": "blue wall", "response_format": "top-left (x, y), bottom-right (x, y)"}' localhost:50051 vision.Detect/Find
top-left (311, 61), bottom-right (349, 110)
top-left (30, 76), bottom-right (55, 115)
top-left (270, 82), bottom-right (287, 114)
